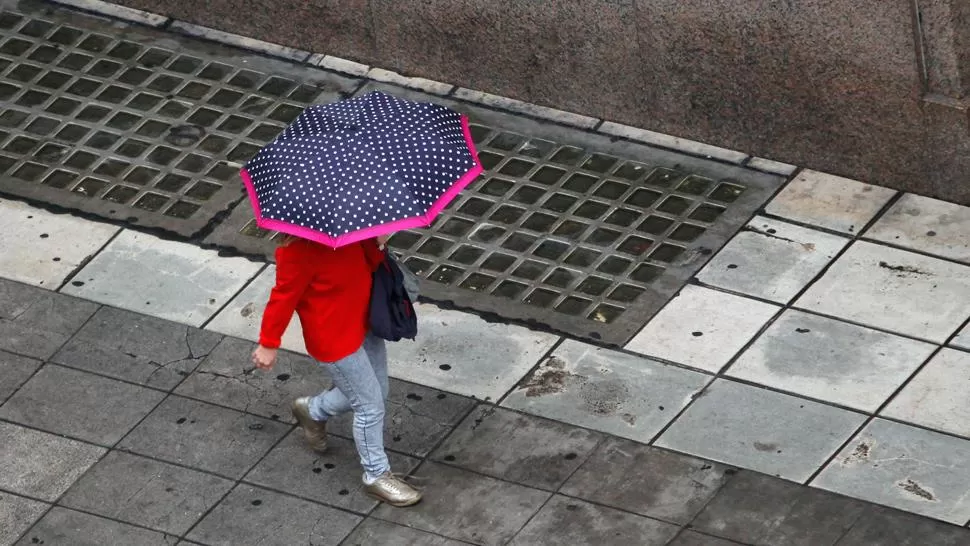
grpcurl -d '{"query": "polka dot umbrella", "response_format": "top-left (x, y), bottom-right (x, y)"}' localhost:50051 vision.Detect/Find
top-left (240, 91), bottom-right (482, 248)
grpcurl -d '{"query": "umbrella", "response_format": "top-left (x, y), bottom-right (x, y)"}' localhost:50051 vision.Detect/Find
top-left (240, 91), bottom-right (482, 248)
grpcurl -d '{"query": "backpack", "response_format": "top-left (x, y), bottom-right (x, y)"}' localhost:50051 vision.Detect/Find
top-left (369, 250), bottom-right (418, 342)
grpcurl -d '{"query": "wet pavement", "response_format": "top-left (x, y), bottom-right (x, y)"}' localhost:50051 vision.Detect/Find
top-left (3, 1), bottom-right (970, 545)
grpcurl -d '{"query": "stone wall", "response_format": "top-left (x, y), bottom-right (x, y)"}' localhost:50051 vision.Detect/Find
top-left (108, 0), bottom-right (970, 204)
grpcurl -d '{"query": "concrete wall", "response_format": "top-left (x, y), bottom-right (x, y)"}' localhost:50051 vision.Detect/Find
top-left (109, 0), bottom-right (970, 204)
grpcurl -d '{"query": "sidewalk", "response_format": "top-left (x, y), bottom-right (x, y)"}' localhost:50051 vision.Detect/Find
top-left (2, 0), bottom-right (970, 545)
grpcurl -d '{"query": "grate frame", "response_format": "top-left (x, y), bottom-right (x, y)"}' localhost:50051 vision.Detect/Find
top-left (0, 0), bottom-right (360, 236)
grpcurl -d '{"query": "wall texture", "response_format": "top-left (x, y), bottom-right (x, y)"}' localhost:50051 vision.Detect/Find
top-left (108, 0), bottom-right (970, 204)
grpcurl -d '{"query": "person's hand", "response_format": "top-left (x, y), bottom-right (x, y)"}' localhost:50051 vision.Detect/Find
top-left (252, 345), bottom-right (278, 371)
top-left (376, 234), bottom-right (391, 249)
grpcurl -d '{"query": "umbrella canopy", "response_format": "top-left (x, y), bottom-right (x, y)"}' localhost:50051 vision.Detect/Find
top-left (241, 91), bottom-right (482, 247)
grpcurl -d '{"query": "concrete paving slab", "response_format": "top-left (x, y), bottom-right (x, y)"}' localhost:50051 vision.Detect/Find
top-left (728, 310), bottom-right (935, 412)
top-left (0, 364), bottom-right (165, 444)
top-left (0, 421), bottom-right (105, 501)
top-left (329, 380), bottom-right (476, 458)
top-left (813, 419), bottom-right (970, 524)
top-left (16, 507), bottom-right (177, 546)
top-left (0, 493), bottom-right (48, 546)
top-left (52, 306), bottom-right (222, 390)
top-left (765, 170), bottom-right (896, 234)
top-left (953, 324), bottom-right (969, 350)
top-left (61, 230), bottom-right (262, 327)
top-left (385, 303), bottom-right (560, 401)
top-left (341, 519), bottom-right (466, 546)
top-left (117, 396), bottom-right (289, 479)
top-left (560, 437), bottom-right (732, 524)
top-left (835, 505), bottom-right (970, 545)
top-left (657, 379), bottom-right (866, 482)
top-left (795, 241), bottom-right (970, 342)
top-left (502, 340), bottom-right (709, 442)
top-left (0, 350), bottom-right (41, 404)
top-left (697, 216), bottom-right (849, 303)
top-left (0, 279), bottom-right (98, 360)
top-left (509, 494), bottom-right (680, 545)
top-left (0, 198), bottom-right (119, 288)
top-left (865, 193), bottom-right (970, 263)
top-left (60, 450), bottom-right (234, 535)
top-left (430, 405), bottom-right (603, 490)
top-left (882, 349), bottom-right (970, 438)
top-left (175, 336), bottom-right (323, 423)
top-left (625, 285), bottom-right (780, 373)
top-left (374, 461), bottom-right (550, 546)
top-left (186, 484), bottom-right (361, 546)
top-left (668, 531), bottom-right (745, 546)
top-left (204, 265), bottom-right (307, 354)
top-left (691, 471), bottom-right (867, 546)
top-left (244, 431), bottom-right (418, 514)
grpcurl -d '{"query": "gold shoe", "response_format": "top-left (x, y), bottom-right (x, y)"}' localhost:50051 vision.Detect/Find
top-left (291, 397), bottom-right (328, 452)
top-left (365, 472), bottom-right (423, 507)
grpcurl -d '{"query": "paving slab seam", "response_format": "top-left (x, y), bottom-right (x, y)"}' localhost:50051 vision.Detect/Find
top-left (197, 262), bottom-right (269, 330)
top-left (53, 227), bottom-right (123, 292)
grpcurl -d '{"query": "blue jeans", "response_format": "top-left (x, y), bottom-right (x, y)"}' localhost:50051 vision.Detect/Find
top-left (308, 333), bottom-right (390, 479)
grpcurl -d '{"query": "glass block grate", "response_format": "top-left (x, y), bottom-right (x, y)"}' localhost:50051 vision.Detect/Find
top-left (0, 2), bottom-right (358, 235)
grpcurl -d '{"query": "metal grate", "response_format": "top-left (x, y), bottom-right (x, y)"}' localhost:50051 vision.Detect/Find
top-left (0, 1), bottom-right (359, 235)
top-left (208, 83), bottom-right (785, 344)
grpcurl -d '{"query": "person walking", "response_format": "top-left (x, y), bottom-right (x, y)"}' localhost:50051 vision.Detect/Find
top-left (251, 233), bottom-right (422, 506)
top-left (238, 91), bottom-right (482, 507)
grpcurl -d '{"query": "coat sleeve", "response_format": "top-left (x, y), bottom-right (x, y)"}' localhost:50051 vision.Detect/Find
top-left (258, 243), bottom-right (312, 349)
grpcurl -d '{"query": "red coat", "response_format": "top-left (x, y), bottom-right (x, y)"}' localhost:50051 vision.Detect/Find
top-left (259, 238), bottom-right (384, 363)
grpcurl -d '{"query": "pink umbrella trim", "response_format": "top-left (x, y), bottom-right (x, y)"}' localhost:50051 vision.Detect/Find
top-left (240, 114), bottom-right (483, 249)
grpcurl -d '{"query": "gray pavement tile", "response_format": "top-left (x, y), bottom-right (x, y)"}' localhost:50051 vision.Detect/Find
top-left (117, 396), bottom-right (290, 479)
top-left (795, 241), bottom-right (970, 343)
top-left (374, 461), bottom-right (550, 546)
top-left (697, 216), bottom-right (848, 303)
top-left (0, 279), bottom-right (98, 360)
top-left (430, 405), bottom-right (603, 490)
top-left (175, 337), bottom-right (323, 423)
top-left (385, 304), bottom-right (560, 401)
top-left (953, 324), bottom-right (969, 350)
top-left (882, 348), bottom-right (970, 437)
top-left (812, 419), bottom-right (970, 524)
top-left (204, 266), bottom-right (309, 354)
top-left (691, 471), bottom-right (867, 546)
top-left (502, 340), bottom-right (710, 443)
top-left (835, 505), bottom-right (970, 545)
top-left (60, 450), bottom-right (234, 536)
top-left (728, 310), bottom-right (935, 412)
top-left (560, 437), bottom-right (733, 525)
top-left (668, 531), bottom-right (746, 546)
top-left (0, 350), bottom-right (41, 405)
top-left (764, 170), bottom-right (896, 234)
top-left (0, 364), bottom-right (165, 445)
top-left (0, 421), bottom-right (105, 501)
top-left (656, 380), bottom-right (866, 482)
top-left (15, 507), bottom-right (177, 546)
top-left (341, 518), bottom-right (466, 546)
top-left (186, 484), bottom-right (361, 546)
top-left (626, 286), bottom-right (780, 373)
top-left (508, 495), bottom-right (680, 545)
top-left (244, 431), bottom-right (419, 514)
top-left (864, 193), bottom-right (970, 263)
top-left (0, 197), bottom-right (119, 289)
top-left (61, 230), bottom-right (263, 327)
top-left (329, 380), bottom-right (476, 458)
top-left (0, 492), bottom-right (48, 546)
top-left (52, 306), bottom-right (222, 390)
